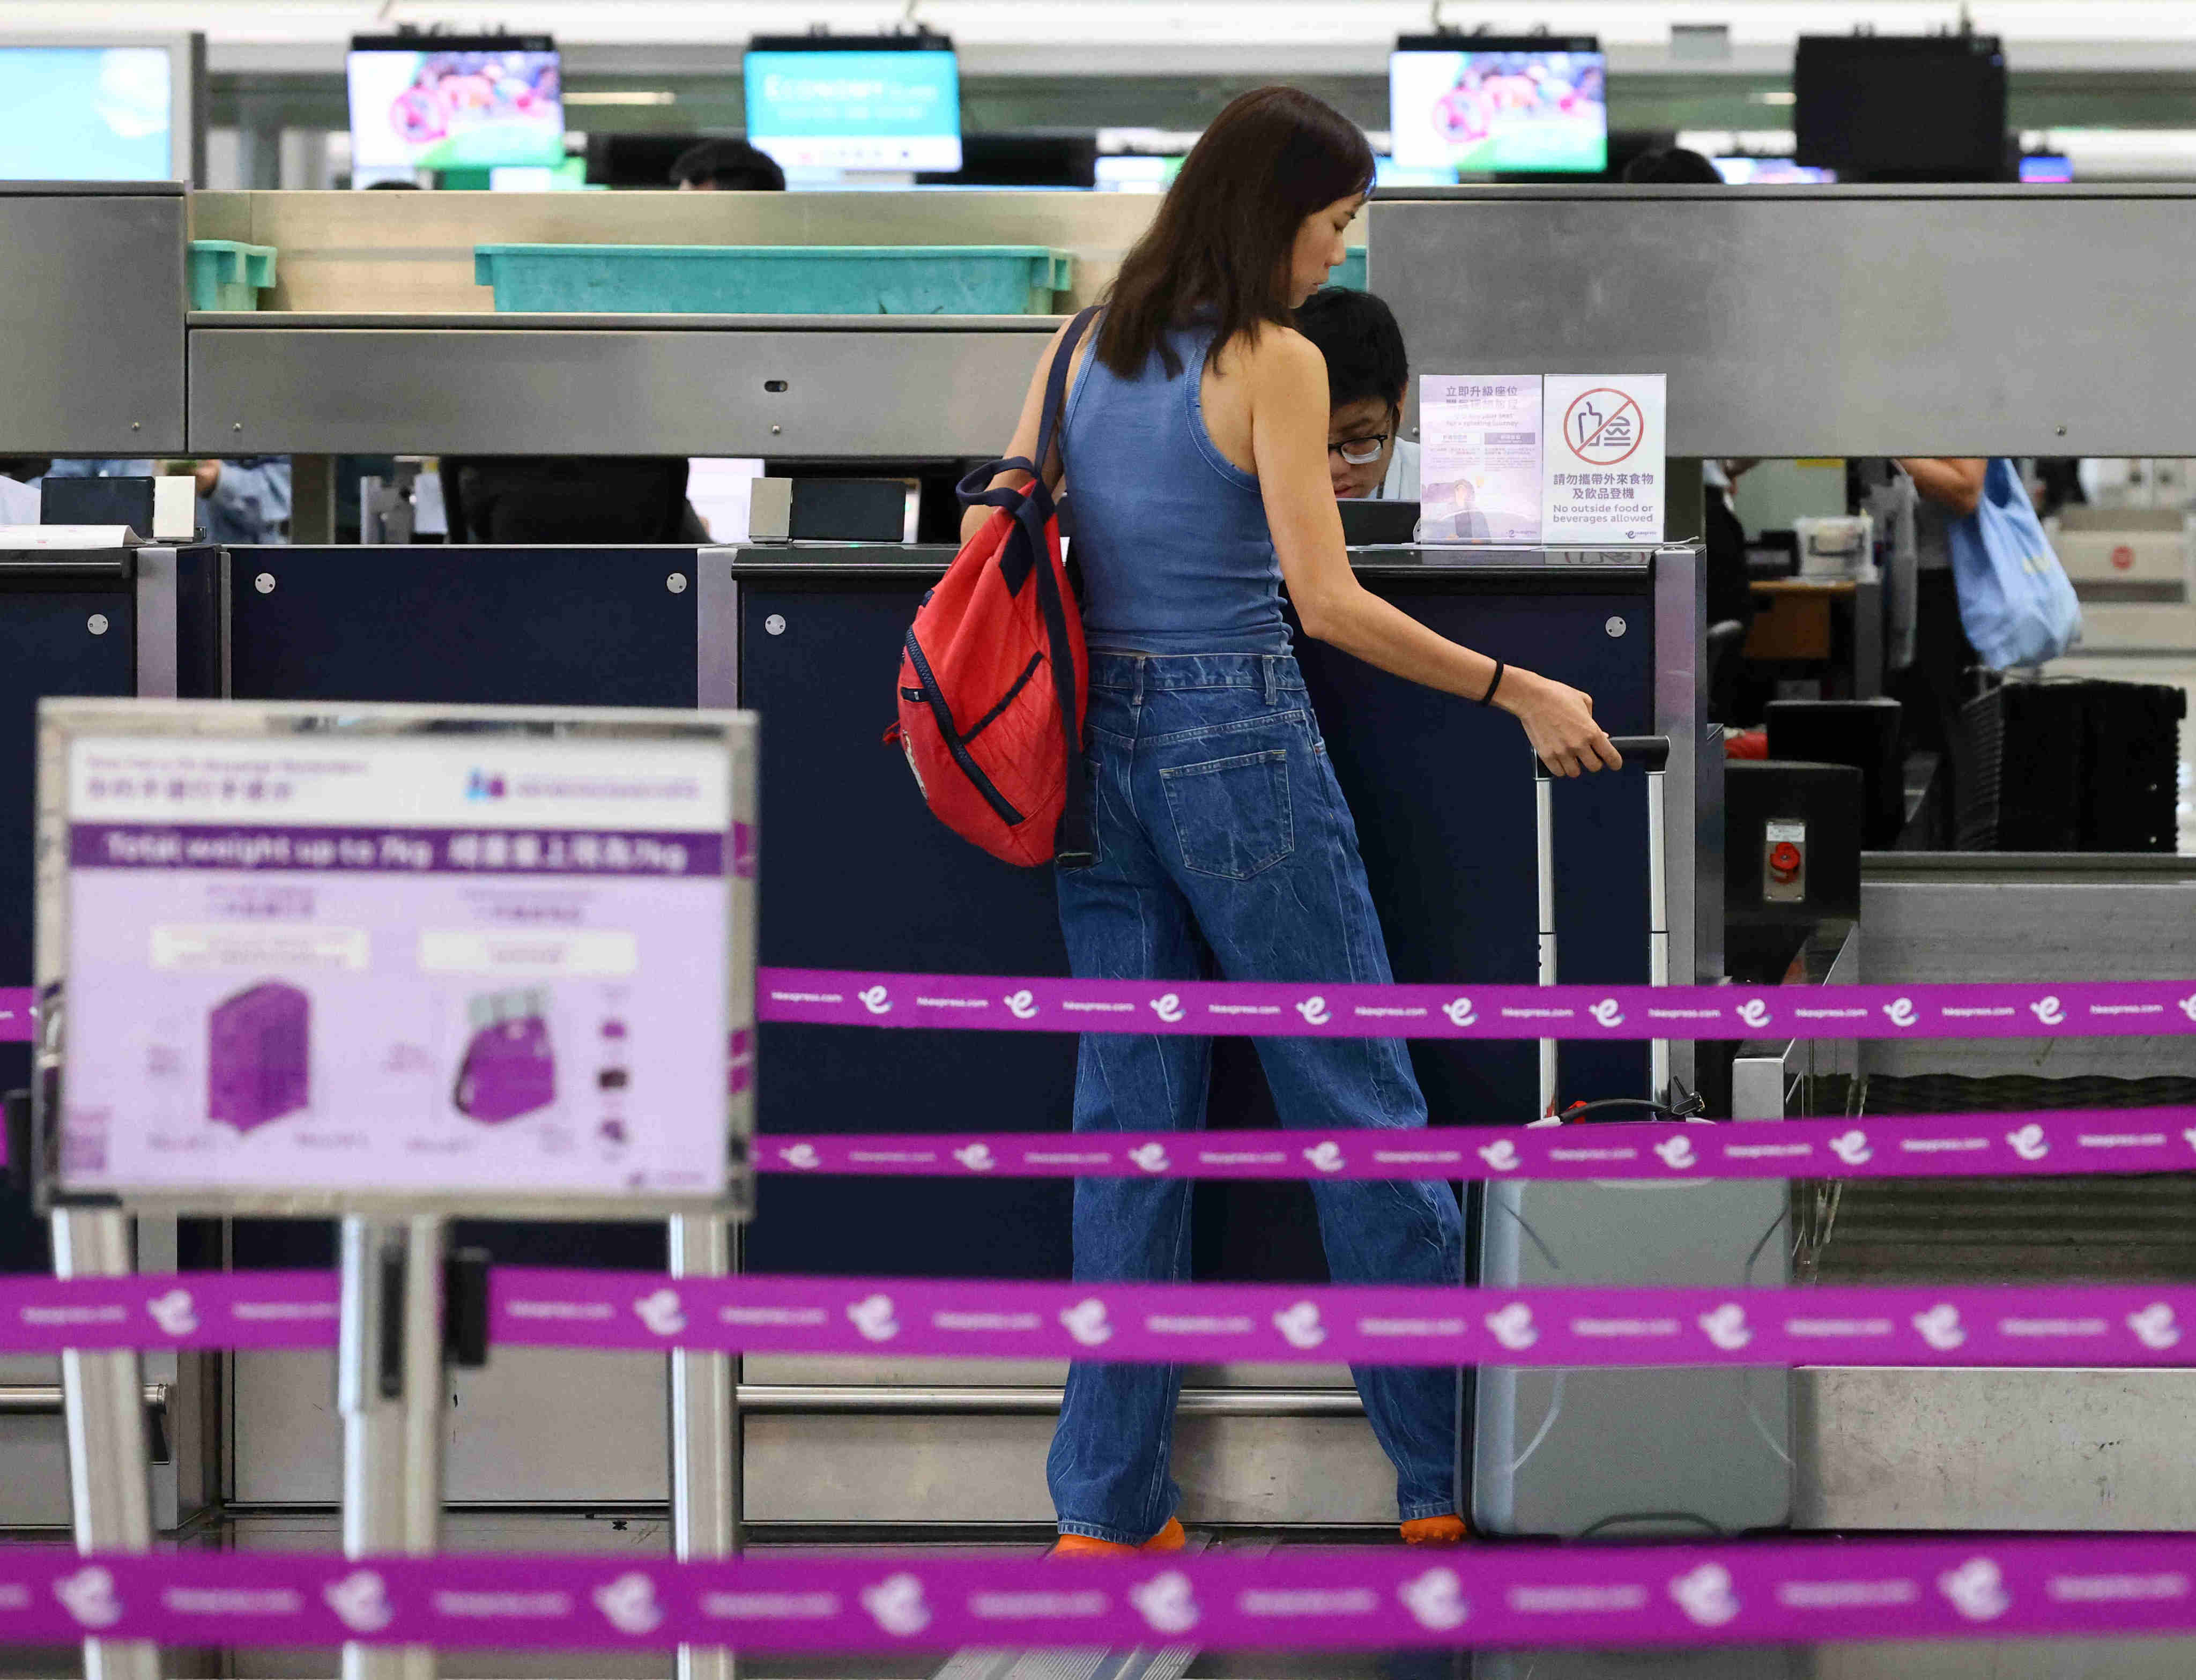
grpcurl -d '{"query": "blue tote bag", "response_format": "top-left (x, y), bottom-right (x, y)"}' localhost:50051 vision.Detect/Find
top-left (1946, 458), bottom-right (2082, 669)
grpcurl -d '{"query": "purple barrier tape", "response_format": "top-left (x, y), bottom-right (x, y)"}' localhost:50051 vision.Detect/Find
top-left (492, 1269), bottom-right (2196, 1370)
top-left (0, 987), bottom-right (28, 1045)
top-left (759, 966), bottom-right (2196, 1043)
top-left (0, 1273), bottom-right (335, 1354)
top-left (10, 1268), bottom-right (2196, 1371)
top-left (8, 1536), bottom-right (2196, 1653)
top-left (759, 1107), bottom-right (2196, 1183)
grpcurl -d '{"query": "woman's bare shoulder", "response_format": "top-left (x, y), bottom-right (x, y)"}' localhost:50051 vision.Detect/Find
top-left (1233, 322), bottom-right (1327, 392)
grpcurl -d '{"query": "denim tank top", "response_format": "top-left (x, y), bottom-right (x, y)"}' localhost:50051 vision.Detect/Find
top-left (1062, 322), bottom-right (1288, 656)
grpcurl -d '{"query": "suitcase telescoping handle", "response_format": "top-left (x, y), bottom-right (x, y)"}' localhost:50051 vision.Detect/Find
top-left (1532, 735), bottom-right (1671, 1117)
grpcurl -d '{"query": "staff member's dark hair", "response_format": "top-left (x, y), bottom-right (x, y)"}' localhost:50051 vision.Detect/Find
top-left (1294, 287), bottom-right (1408, 408)
top-left (1099, 86), bottom-right (1374, 380)
top-left (1622, 147), bottom-right (1722, 185)
top-left (670, 138), bottom-right (788, 191)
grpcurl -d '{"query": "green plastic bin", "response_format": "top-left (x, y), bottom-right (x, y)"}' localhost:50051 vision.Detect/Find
top-left (1331, 248), bottom-right (1368, 291)
top-left (188, 240), bottom-right (278, 310)
top-left (473, 244), bottom-right (1075, 315)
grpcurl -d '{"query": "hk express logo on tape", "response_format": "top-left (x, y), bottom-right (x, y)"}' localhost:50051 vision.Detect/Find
top-left (145, 1288), bottom-right (199, 1336)
top-left (592, 1574), bottom-right (665, 1636)
top-left (1698, 1304), bottom-right (1753, 1351)
top-left (1829, 1129), bottom-right (1873, 1166)
top-left (862, 1573), bottom-right (931, 1637)
top-left (1060, 1298), bottom-right (1114, 1346)
top-left (1478, 1139), bottom-right (1521, 1173)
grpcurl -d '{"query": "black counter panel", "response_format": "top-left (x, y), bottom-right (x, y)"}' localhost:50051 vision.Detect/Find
top-left (738, 565), bottom-right (1657, 1282)
top-left (1, 582), bottom-right (138, 1273)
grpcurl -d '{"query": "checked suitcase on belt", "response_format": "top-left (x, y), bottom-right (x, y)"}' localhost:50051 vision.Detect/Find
top-left (1470, 735), bottom-right (1794, 1543)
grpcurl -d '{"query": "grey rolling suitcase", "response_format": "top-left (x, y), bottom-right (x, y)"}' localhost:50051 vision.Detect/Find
top-left (1471, 736), bottom-right (1793, 1542)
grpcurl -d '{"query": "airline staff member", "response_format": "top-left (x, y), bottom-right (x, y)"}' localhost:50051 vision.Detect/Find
top-left (1293, 287), bottom-right (1419, 501)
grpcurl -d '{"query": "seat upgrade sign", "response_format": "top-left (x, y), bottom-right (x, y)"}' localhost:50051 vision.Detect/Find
top-left (49, 716), bottom-right (745, 1210)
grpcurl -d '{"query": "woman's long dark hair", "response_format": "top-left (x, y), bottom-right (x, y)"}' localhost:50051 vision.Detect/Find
top-left (1097, 86), bottom-right (1374, 380)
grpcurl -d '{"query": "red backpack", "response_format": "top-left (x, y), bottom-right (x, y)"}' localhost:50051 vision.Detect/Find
top-left (888, 306), bottom-right (1100, 868)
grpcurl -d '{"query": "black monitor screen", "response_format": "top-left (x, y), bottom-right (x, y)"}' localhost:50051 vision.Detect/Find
top-left (1793, 34), bottom-right (2006, 179)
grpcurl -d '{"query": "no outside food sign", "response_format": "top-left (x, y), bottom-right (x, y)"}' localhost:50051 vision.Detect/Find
top-left (1542, 374), bottom-right (1666, 545)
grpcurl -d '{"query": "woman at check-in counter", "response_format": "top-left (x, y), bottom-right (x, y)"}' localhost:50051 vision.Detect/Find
top-left (965, 86), bottom-right (1619, 1556)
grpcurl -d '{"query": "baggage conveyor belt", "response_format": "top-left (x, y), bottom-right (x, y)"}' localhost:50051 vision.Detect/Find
top-left (1809, 1074), bottom-right (2196, 1282)
top-left (1796, 1070), bottom-right (2196, 1539)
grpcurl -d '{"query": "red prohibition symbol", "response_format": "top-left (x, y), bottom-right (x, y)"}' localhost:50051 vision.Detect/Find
top-left (1563, 388), bottom-right (1646, 466)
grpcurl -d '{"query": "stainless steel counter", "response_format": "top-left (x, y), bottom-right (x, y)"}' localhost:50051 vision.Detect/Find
top-left (187, 317), bottom-right (1054, 457)
top-left (1374, 183), bottom-right (2196, 457)
top-left (0, 183), bottom-right (187, 455)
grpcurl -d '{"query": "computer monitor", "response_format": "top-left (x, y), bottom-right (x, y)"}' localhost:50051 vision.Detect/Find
top-left (347, 34), bottom-right (563, 183)
top-left (743, 34), bottom-right (961, 174)
top-left (1093, 155), bottom-right (1181, 194)
top-left (1389, 36), bottom-right (1607, 175)
top-left (1793, 34), bottom-right (2007, 180)
top-left (583, 132), bottom-right (695, 189)
top-left (1712, 156), bottom-right (1837, 185)
top-left (2020, 153), bottom-right (2073, 183)
top-left (917, 132), bottom-right (1095, 188)
top-left (487, 158), bottom-right (588, 191)
top-left (0, 35), bottom-right (203, 183)
top-left (1375, 155), bottom-right (1458, 188)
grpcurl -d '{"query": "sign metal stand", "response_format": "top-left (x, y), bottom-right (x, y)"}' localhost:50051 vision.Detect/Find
top-left (32, 700), bottom-right (759, 1680)
top-left (50, 1206), bottom-right (160, 1680)
top-left (670, 1213), bottom-right (738, 1680)
top-left (337, 1215), bottom-right (448, 1680)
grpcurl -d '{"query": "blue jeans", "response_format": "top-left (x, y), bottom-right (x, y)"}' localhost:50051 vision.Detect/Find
top-left (1047, 652), bottom-right (1464, 1543)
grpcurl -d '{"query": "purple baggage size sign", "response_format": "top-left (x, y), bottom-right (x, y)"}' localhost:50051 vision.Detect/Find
top-left (55, 731), bottom-right (735, 1206)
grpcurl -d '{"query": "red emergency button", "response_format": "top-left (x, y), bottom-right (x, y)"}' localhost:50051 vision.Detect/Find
top-left (1768, 840), bottom-right (1803, 883)
top-left (2111, 545), bottom-right (2136, 571)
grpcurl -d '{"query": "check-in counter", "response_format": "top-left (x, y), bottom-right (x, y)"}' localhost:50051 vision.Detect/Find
top-left (183, 538), bottom-right (1702, 1525)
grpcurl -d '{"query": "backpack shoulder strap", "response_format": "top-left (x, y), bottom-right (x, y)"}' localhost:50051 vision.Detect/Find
top-left (954, 306), bottom-right (1101, 516)
top-left (1034, 305), bottom-right (1101, 491)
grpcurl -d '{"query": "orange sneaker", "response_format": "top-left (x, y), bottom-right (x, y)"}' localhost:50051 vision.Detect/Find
top-left (1140, 1517), bottom-right (1188, 1552)
top-left (1050, 1517), bottom-right (1188, 1557)
top-left (1400, 1514), bottom-right (1470, 1547)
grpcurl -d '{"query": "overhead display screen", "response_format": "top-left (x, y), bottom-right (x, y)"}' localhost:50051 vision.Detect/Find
top-left (1792, 33), bottom-right (2007, 180)
top-left (1390, 37), bottom-right (1607, 175)
top-left (0, 47), bottom-right (174, 182)
top-left (348, 35), bottom-right (563, 172)
top-left (744, 40), bottom-right (962, 172)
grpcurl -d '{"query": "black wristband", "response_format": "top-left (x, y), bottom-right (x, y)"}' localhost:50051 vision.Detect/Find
top-left (1479, 659), bottom-right (1505, 707)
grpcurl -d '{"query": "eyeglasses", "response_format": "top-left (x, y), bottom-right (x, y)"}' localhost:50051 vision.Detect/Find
top-left (1329, 410), bottom-right (1399, 466)
top-left (1330, 433), bottom-right (1391, 466)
